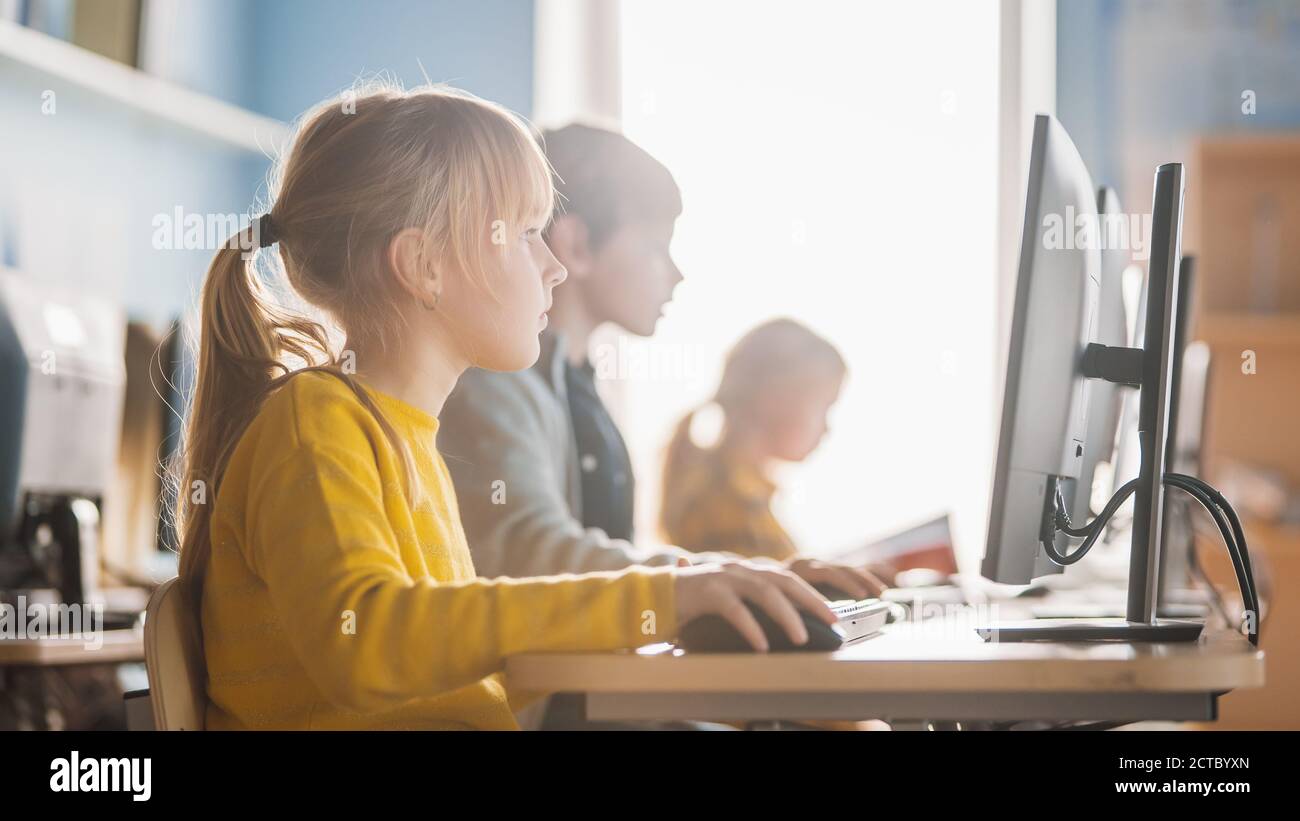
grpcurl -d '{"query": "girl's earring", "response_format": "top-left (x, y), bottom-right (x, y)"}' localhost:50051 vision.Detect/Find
top-left (422, 289), bottom-right (441, 311)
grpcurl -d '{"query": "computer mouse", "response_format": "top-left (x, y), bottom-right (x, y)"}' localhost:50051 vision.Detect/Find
top-left (678, 603), bottom-right (845, 653)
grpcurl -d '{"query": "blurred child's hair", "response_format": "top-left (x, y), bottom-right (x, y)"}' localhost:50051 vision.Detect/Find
top-left (540, 123), bottom-right (681, 248)
top-left (172, 81), bottom-right (554, 602)
top-left (660, 318), bottom-right (846, 538)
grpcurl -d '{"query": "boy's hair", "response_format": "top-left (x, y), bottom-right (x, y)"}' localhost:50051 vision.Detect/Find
top-left (540, 123), bottom-right (682, 249)
top-left (173, 81), bottom-right (554, 604)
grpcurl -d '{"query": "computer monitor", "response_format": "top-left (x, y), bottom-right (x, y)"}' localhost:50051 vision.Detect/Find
top-left (981, 114), bottom-right (1100, 585)
top-left (979, 121), bottom-right (1202, 640)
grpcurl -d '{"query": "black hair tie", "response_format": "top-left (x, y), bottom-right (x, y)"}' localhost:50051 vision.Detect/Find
top-left (257, 213), bottom-right (278, 248)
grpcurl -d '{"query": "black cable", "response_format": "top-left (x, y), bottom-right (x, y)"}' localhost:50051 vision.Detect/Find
top-left (1202, 480), bottom-right (1264, 643)
top-left (1165, 477), bottom-right (1256, 624)
top-left (1054, 479), bottom-right (1139, 538)
top-left (1043, 471), bottom-right (1259, 646)
top-left (1172, 474), bottom-right (1257, 611)
top-left (1054, 484), bottom-right (1095, 538)
top-left (1043, 479), bottom-right (1137, 565)
top-left (1165, 477), bottom-right (1254, 605)
top-left (1162, 479), bottom-right (1257, 645)
top-left (1164, 474), bottom-right (1260, 646)
top-left (1168, 484), bottom-right (1258, 645)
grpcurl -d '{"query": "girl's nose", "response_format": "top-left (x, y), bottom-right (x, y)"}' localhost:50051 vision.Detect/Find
top-left (549, 260), bottom-right (568, 287)
top-left (546, 247), bottom-right (568, 286)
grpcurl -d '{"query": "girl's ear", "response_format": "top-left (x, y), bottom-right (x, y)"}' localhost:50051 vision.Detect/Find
top-left (546, 214), bottom-right (593, 278)
top-left (387, 227), bottom-right (441, 308)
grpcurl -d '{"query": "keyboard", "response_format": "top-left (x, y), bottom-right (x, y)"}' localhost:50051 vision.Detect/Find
top-left (828, 598), bottom-right (891, 642)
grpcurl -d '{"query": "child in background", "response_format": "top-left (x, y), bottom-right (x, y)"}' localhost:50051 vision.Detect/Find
top-left (661, 318), bottom-right (851, 562)
top-left (175, 84), bottom-right (834, 730)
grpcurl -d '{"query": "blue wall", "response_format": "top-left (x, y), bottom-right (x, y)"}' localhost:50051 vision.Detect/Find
top-left (1, 0), bottom-right (535, 325)
top-left (248, 0), bottom-right (535, 122)
top-left (1058, 0), bottom-right (1300, 207)
top-left (152, 0), bottom-right (535, 121)
top-left (0, 64), bottom-right (266, 324)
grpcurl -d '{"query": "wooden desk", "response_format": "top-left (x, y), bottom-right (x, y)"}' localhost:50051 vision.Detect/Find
top-left (506, 622), bottom-right (1264, 724)
top-left (0, 587), bottom-right (148, 667)
top-left (0, 628), bottom-right (144, 667)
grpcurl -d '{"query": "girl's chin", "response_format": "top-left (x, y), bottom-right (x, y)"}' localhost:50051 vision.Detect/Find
top-left (469, 338), bottom-right (541, 373)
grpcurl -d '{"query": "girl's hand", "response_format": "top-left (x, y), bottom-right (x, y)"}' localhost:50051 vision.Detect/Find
top-left (864, 561), bottom-right (899, 588)
top-left (672, 561), bottom-right (836, 652)
top-left (783, 558), bottom-right (889, 600)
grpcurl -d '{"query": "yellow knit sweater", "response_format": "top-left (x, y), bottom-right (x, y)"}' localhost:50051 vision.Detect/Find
top-left (200, 370), bottom-right (675, 730)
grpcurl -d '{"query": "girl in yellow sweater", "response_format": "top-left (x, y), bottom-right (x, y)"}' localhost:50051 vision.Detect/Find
top-left (174, 84), bottom-right (833, 730)
top-left (662, 320), bottom-right (857, 563)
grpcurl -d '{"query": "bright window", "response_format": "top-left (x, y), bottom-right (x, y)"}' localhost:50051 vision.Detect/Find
top-left (616, 0), bottom-right (1001, 567)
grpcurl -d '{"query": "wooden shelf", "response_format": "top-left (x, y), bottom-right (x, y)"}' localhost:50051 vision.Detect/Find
top-left (1197, 133), bottom-right (1300, 162)
top-left (1247, 520), bottom-right (1300, 555)
top-left (0, 19), bottom-right (290, 154)
top-left (1198, 312), bottom-right (1300, 348)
